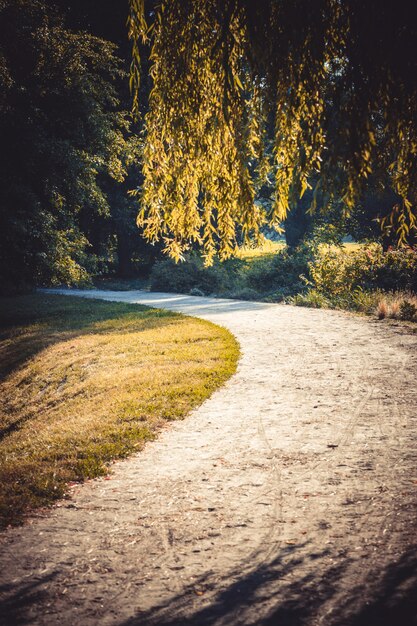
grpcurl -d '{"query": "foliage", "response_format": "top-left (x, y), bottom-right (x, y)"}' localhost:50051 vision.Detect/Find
top-left (148, 241), bottom-right (417, 324)
top-left (289, 289), bottom-right (331, 309)
top-left (0, 0), bottom-right (138, 291)
top-left (287, 244), bottom-right (417, 318)
top-left (149, 254), bottom-right (245, 295)
top-left (129, 0), bottom-right (417, 260)
top-left (149, 244), bottom-right (312, 299)
top-left (0, 294), bottom-right (239, 527)
top-left (226, 287), bottom-right (260, 301)
top-left (244, 245), bottom-right (312, 294)
top-left (189, 287), bottom-right (205, 297)
top-left (309, 244), bottom-right (417, 295)
top-left (399, 300), bottom-right (417, 321)
top-left (292, 288), bottom-right (417, 323)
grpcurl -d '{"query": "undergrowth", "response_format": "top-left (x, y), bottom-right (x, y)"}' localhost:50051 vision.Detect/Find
top-left (147, 243), bottom-right (417, 322)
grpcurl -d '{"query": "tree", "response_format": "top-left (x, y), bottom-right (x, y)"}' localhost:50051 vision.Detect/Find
top-left (0, 0), bottom-right (131, 290)
top-left (128, 0), bottom-right (417, 262)
top-left (49, 0), bottom-right (158, 278)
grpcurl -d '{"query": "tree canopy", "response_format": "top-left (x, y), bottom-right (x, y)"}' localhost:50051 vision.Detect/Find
top-left (128, 0), bottom-right (417, 262)
top-left (0, 0), bottom-right (156, 291)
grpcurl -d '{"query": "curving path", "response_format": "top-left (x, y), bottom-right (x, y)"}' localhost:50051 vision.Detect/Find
top-left (1, 290), bottom-right (417, 626)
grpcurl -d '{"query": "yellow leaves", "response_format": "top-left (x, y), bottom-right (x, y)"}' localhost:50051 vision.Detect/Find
top-left (129, 0), bottom-right (417, 258)
top-left (233, 72), bottom-right (244, 91)
top-left (128, 0), bottom-right (149, 119)
top-left (379, 199), bottom-right (417, 246)
top-left (300, 177), bottom-right (311, 199)
top-left (129, 0), bottom-right (262, 265)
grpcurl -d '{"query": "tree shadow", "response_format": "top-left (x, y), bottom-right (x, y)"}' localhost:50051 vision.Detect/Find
top-left (0, 293), bottom-right (187, 442)
top-left (117, 543), bottom-right (346, 626)
top-left (0, 293), bottom-right (181, 384)
top-left (117, 542), bottom-right (417, 626)
top-left (1, 541), bottom-right (416, 625)
top-left (332, 546), bottom-right (417, 626)
top-left (0, 572), bottom-right (58, 626)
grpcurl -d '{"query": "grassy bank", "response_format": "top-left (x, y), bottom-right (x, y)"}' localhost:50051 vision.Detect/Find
top-left (0, 294), bottom-right (239, 528)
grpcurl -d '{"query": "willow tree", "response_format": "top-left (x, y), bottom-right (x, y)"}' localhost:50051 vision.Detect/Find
top-left (128, 0), bottom-right (417, 262)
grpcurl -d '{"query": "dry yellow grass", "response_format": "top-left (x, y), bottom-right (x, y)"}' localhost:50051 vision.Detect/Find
top-left (236, 240), bottom-right (361, 261)
top-left (0, 294), bottom-right (239, 527)
top-left (236, 239), bottom-right (285, 260)
top-left (375, 292), bottom-right (417, 320)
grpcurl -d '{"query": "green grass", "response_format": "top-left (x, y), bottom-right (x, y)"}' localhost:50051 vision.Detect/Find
top-left (0, 294), bottom-right (239, 528)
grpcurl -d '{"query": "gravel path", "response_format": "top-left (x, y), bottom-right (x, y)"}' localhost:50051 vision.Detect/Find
top-left (1, 290), bottom-right (417, 626)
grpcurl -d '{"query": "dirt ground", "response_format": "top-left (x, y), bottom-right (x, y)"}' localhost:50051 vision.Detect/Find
top-left (1, 291), bottom-right (417, 626)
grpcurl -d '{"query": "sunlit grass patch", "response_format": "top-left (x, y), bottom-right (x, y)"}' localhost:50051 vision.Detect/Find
top-left (236, 239), bottom-right (285, 260)
top-left (0, 294), bottom-right (239, 528)
top-left (342, 241), bottom-right (364, 253)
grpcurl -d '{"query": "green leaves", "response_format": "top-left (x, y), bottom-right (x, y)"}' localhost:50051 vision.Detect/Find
top-left (0, 0), bottom-right (133, 289)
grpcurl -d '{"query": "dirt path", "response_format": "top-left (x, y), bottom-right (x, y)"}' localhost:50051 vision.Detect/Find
top-left (1, 291), bottom-right (417, 626)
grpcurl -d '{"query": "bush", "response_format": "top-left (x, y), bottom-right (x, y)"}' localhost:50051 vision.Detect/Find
top-left (245, 245), bottom-right (312, 293)
top-left (149, 254), bottom-right (245, 295)
top-left (289, 289), bottom-right (331, 308)
top-left (263, 284), bottom-right (307, 302)
top-left (309, 244), bottom-right (417, 296)
top-left (227, 288), bottom-right (260, 301)
top-left (374, 248), bottom-right (417, 291)
top-left (399, 300), bottom-right (417, 321)
top-left (148, 243), bottom-right (417, 321)
top-left (347, 287), bottom-right (382, 314)
top-left (189, 287), bottom-right (205, 297)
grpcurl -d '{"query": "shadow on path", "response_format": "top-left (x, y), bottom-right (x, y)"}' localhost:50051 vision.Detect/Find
top-left (117, 544), bottom-right (417, 626)
top-left (0, 573), bottom-right (58, 626)
top-left (1, 545), bottom-right (416, 626)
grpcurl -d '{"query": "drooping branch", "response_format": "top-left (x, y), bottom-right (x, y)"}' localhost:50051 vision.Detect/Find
top-left (129, 0), bottom-right (417, 260)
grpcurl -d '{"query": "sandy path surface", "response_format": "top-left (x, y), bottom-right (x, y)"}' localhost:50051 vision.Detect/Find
top-left (1, 290), bottom-right (417, 626)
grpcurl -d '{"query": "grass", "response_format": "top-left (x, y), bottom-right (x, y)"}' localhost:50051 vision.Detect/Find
top-left (236, 239), bottom-right (285, 260)
top-left (0, 294), bottom-right (239, 528)
top-left (290, 288), bottom-right (417, 321)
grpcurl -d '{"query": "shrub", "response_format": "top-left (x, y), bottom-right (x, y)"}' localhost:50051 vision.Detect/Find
top-left (399, 300), bottom-right (417, 321)
top-left (309, 244), bottom-right (417, 297)
top-left (227, 288), bottom-right (260, 301)
top-left (189, 287), bottom-right (205, 297)
top-left (347, 287), bottom-right (383, 314)
top-left (376, 299), bottom-right (388, 319)
top-left (149, 255), bottom-right (230, 295)
top-left (245, 245), bottom-right (313, 293)
top-left (263, 284), bottom-right (306, 302)
top-left (388, 299), bottom-right (401, 319)
top-left (308, 244), bottom-right (378, 295)
top-left (289, 289), bottom-right (330, 308)
top-left (374, 248), bottom-right (417, 291)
